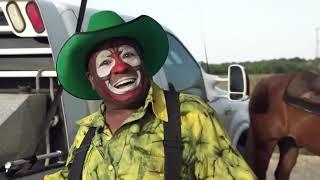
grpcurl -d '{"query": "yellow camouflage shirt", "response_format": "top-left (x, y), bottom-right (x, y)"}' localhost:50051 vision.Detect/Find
top-left (45, 82), bottom-right (256, 180)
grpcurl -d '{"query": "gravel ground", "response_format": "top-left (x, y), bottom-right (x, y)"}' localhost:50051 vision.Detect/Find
top-left (267, 153), bottom-right (320, 180)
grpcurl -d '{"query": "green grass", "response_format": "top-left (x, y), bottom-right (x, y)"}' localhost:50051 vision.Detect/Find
top-left (217, 74), bottom-right (272, 95)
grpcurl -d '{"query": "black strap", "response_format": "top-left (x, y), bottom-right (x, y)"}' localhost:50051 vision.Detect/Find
top-left (163, 90), bottom-right (182, 180)
top-left (68, 127), bottom-right (96, 180)
top-left (46, 85), bottom-right (63, 122)
top-left (67, 90), bottom-right (182, 180)
top-left (28, 85), bottom-right (63, 167)
top-left (75, 0), bottom-right (87, 33)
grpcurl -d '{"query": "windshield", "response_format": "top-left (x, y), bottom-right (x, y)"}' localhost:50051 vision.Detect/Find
top-left (162, 33), bottom-right (206, 98)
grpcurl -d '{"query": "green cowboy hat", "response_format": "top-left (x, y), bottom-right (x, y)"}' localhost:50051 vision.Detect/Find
top-left (56, 11), bottom-right (169, 100)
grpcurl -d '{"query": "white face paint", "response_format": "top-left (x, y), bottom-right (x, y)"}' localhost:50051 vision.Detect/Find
top-left (95, 45), bottom-right (141, 78)
top-left (118, 45), bottom-right (141, 67)
top-left (106, 70), bottom-right (142, 94)
top-left (94, 44), bottom-right (143, 95)
top-left (95, 50), bottom-right (115, 78)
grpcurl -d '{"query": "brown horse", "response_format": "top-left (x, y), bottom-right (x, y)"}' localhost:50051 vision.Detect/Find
top-left (247, 72), bottom-right (320, 180)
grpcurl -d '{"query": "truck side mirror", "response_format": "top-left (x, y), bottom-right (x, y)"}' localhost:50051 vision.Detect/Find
top-left (228, 64), bottom-right (248, 100)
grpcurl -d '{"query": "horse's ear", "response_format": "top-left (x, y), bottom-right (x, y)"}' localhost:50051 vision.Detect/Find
top-left (228, 64), bottom-right (248, 101)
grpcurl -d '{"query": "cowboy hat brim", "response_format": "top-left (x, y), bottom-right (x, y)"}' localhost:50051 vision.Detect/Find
top-left (57, 15), bottom-right (168, 100)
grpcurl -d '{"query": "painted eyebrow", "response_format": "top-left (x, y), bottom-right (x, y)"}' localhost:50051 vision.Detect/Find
top-left (105, 50), bottom-right (113, 57)
top-left (118, 45), bottom-right (135, 51)
top-left (96, 50), bottom-right (115, 59)
top-left (95, 51), bottom-right (112, 65)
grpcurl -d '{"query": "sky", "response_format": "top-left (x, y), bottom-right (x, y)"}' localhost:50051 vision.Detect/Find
top-left (51, 0), bottom-right (320, 64)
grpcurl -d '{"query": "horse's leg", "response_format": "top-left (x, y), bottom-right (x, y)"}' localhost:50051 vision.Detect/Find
top-left (274, 137), bottom-right (299, 180)
top-left (254, 140), bottom-right (276, 180)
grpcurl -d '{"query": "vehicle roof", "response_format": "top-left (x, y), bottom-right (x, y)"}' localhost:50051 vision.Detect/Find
top-left (51, 1), bottom-right (174, 34)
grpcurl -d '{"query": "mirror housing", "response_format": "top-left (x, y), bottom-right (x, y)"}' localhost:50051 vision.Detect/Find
top-left (228, 64), bottom-right (249, 101)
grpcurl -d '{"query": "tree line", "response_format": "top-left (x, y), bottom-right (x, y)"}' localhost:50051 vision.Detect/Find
top-left (199, 57), bottom-right (320, 75)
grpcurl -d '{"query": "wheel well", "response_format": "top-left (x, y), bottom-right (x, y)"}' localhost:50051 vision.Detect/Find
top-left (237, 129), bottom-right (248, 147)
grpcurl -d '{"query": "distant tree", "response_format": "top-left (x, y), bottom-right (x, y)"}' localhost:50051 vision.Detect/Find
top-left (200, 58), bottom-right (319, 75)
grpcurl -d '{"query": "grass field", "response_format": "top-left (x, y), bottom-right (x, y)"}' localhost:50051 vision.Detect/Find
top-left (217, 74), bottom-right (272, 93)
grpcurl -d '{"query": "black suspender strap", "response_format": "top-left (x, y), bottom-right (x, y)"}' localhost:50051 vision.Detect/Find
top-left (68, 127), bottom-right (96, 180)
top-left (163, 90), bottom-right (182, 180)
top-left (75, 0), bottom-right (87, 33)
top-left (67, 2), bottom-right (90, 177)
top-left (68, 1), bottom-right (87, 176)
top-left (67, 90), bottom-right (182, 180)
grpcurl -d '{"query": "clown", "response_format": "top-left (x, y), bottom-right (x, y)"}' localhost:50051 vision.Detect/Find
top-left (45, 10), bottom-right (256, 180)
top-left (88, 39), bottom-right (147, 102)
top-left (87, 38), bottom-right (151, 133)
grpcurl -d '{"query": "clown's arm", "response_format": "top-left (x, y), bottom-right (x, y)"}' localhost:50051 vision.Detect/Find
top-left (183, 97), bottom-right (257, 179)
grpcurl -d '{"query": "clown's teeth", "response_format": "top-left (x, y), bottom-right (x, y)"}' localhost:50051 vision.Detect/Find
top-left (106, 71), bottom-right (141, 95)
top-left (114, 78), bottom-right (136, 88)
top-left (113, 76), bottom-right (136, 86)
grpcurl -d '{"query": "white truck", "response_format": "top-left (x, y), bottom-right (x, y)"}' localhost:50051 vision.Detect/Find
top-left (0, 0), bottom-right (250, 179)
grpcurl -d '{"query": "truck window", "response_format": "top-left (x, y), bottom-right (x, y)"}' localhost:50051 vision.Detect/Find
top-left (163, 33), bottom-right (206, 99)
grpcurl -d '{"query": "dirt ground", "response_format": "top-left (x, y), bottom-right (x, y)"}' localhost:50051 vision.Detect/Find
top-left (266, 153), bottom-right (320, 180)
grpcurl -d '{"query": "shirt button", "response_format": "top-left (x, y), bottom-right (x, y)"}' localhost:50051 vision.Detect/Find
top-left (130, 124), bottom-right (140, 133)
top-left (106, 136), bottom-right (112, 141)
top-left (108, 165), bottom-right (113, 171)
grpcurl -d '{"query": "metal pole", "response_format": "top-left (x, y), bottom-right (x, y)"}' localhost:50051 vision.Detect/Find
top-left (197, 0), bottom-right (210, 73)
top-left (4, 151), bottom-right (63, 173)
top-left (316, 27), bottom-right (319, 59)
top-left (202, 38), bottom-right (210, 73)
top-left (76, 0), bottom-right (88, 33)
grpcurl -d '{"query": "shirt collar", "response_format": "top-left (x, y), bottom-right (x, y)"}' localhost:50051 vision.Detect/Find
top-left (76, 81), bottom-right (169, 128)
top-left (144, 81), bottom-right (168, 122)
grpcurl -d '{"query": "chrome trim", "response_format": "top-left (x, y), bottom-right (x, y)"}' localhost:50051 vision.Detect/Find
top-left (0, 70), bottom-right (57, 77)
top-left (0, 48), bottom-right (52, 55)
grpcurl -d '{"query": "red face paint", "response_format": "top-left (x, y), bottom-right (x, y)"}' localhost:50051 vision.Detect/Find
top-left (110, 50), bottom-right (130, 75)
top-left (91, 44), bottom-right (148, 105)
top-left (96, 68), bottom-right (146, 102)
